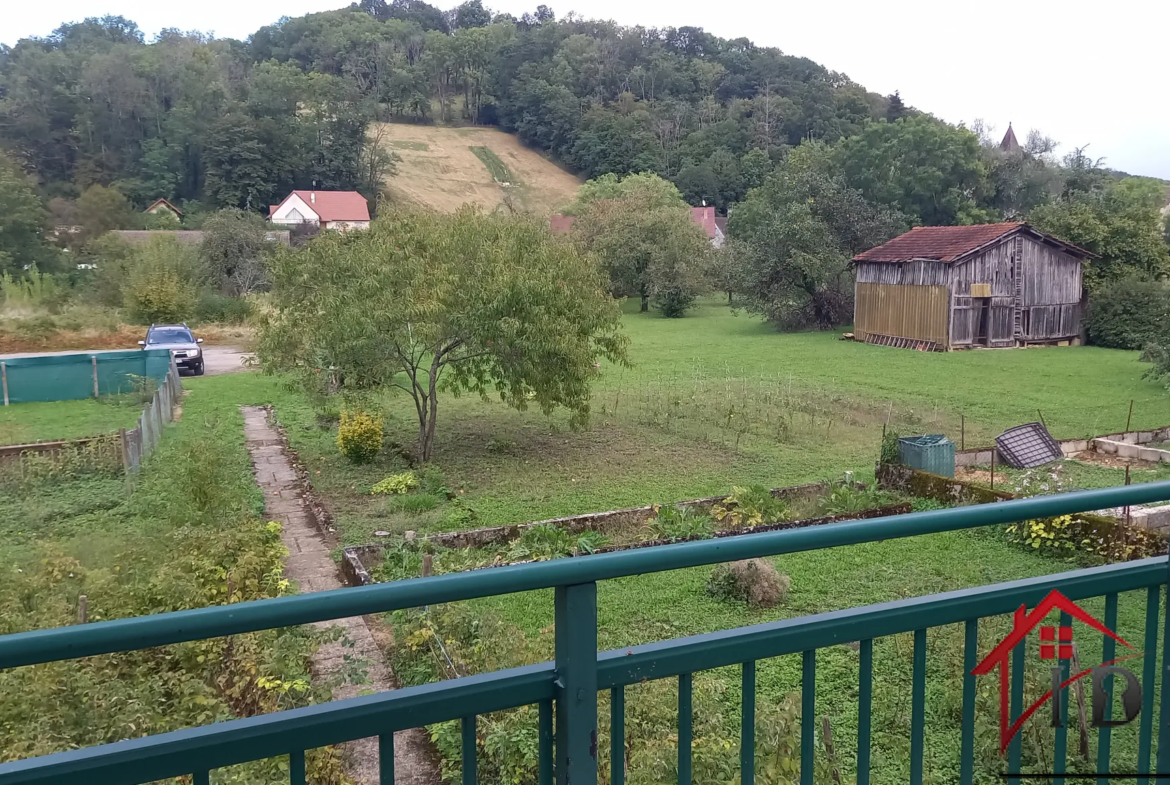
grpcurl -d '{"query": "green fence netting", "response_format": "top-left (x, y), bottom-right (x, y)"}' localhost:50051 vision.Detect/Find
top-left (1, 350), bottom-right (174, 404)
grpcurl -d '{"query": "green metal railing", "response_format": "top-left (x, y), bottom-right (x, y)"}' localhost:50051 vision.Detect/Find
top-left (2, 482), bottom-right (1170, 784)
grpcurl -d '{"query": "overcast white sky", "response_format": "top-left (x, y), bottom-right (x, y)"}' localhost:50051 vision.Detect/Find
top-left (6, 0), bottom-right (1169, 180)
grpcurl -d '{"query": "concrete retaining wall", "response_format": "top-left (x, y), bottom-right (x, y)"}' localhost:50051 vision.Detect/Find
top-left (954, 426), bottom-right (1170, 467)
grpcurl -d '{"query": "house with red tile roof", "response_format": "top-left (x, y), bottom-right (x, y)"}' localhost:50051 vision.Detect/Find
top-left (852, 222), bottom-right (1093, 350)
top-left (268, 190), bottom-right (370, 231)
top-left (549, 206), bottom-right (725, 248)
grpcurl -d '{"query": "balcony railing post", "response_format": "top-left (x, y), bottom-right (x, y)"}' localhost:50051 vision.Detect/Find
top-left (554, 582), bottom-right (598, 785)
top-left (1157, 558), bottom-right (1170, 780)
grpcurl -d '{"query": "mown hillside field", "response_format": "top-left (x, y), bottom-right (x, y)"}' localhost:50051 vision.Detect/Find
top-left (373, 122), bottom-right (581, 214)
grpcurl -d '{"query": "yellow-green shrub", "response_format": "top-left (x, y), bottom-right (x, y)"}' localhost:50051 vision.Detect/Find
top-left (337, 409), bottom-right (384, 464)
top-left (372, 471), bottom-right (418, 495)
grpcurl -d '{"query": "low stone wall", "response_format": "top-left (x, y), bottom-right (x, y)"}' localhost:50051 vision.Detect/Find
top-left (877, 463), bottom-right (1013, 504)
top-left (341, 501), bottom-right (913, 587)
top-left (425, 480), bottom-right (849, 551)
top-left (877, 463), bottom-right (1165, 560)
top-left (1092, 439), bottom-right (1170, 464)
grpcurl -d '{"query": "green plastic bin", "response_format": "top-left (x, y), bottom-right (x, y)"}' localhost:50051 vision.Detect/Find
top-left (897, 434), bottom-right (955, 478)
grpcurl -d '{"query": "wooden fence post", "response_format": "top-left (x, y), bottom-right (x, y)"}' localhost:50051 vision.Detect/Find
top-left (92, 356), bottom-right (99, 398)
top-left (77, 595), bottom-right (88, 625)
top-left (1, 362), bottom-right (7, 406)
top-left (119, 428), bottom-right (130, 474)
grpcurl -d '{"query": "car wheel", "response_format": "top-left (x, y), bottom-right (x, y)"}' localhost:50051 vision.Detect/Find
top-left (194, 360), bottom-right (205, 376)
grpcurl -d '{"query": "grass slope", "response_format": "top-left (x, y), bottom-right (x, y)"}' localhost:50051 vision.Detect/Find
top-left (371, 122), bottom-right (580, 215)
top-left (0, 398), bottom-right (142, 444)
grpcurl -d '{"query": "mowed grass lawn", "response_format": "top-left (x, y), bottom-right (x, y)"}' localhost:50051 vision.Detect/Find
top-left (246, 299), bottom-right (1170, 783)
top-left (0, 398), bottom-right (143, 444)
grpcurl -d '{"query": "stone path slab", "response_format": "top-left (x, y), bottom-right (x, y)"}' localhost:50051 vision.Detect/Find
top-left (242, 405), bottom-right (437, 785)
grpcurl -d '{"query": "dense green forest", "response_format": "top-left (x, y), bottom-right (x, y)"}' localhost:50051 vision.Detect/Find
top-left (1, 0), bottom-right (1167, 291)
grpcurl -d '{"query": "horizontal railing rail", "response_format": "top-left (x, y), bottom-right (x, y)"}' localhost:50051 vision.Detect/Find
top-left (3, 481), bottom-right (1168, 670)
top-left (1, 481), bottom-right (1169, 785)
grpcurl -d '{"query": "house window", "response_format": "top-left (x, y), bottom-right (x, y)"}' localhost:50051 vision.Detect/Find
top-left (286, 208), bottom-right (304, 221)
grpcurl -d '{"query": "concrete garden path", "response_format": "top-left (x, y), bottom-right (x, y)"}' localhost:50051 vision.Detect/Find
top-left (242, 405), bottom-right (437, 785)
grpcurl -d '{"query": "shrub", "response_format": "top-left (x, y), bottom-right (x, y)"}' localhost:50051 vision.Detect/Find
top-left (194, 292), bottom-right (253, 324)
top-left (337, 409), bottom-right (384, 464)
top-left (880, 428), bottom-right (901, 465)
top-left (710, 485), bottom-right (788, 529)
top-left (1088, 278), bottom-right (1170, 349)
top-left (707, 559), bottom-right (790, 608)
top-left (420, 466), bottom-right (452, 498)
top-left (508, 523), bottom-right (575, 561)
top-left (648, 504), bottom-right (715, 541)
top-left (371, 471), bottom-right (418, 495)
top-left (574, 530), bottom-right (609, 554)
top-left (123, 238), bottom-right (203, 324)
top-left (818, 480), bottom-right (896, 516)
top-left (442, 498), bottom-right (478, 529)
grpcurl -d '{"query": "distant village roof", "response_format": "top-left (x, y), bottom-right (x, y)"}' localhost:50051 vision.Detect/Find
top-left (269, 190), bottom-right (369, 222)
top-left (1000, 123), bottom-right (1021, 153)
top-left (144, 198), bottom-right (183, 216)
top-left (853, 222), bottom-right (1093, 264)
top-left (690, 206), bottom-right (718, 239)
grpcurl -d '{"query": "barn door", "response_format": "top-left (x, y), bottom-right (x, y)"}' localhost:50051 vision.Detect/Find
top-left (975, 298), bottom-right (991, 346)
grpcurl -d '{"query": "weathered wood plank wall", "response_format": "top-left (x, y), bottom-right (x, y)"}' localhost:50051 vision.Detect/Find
top-left (854, 282), bottom-right (949, 345)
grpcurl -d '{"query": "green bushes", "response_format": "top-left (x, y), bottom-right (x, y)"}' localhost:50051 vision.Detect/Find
top-left (0, 391), bottom-right (345, 784)
top-left (710, 484), bottom-right (789, 529)
top-left (194, 291), bottom-right (253, 324)
top-left (1088, 278), bottom-right (1170, 349)
top-left (122, 236), bottom-right (204, 324)
top-left (648, 504), bottom-right (715, 541)
top-left (337, 409), bottom-right (384, 464)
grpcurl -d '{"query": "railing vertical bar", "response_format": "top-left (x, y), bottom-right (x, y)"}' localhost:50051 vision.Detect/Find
top-left (1008, 631), bottom-right (1025, 785)
top-left (960, 620), bottom-right (977, 785)
top-left (380, 733), bottom-right (394, 785)
top-left (1138, 586), bottom-right (1159, 785)
top-left (194, 771), bottom-right (210, 785)
top-left (679, 672), bottom-right (693, 785)
top-left (741, 660), bottom-right (756, 785)
top-left (539, 699), bottom-right (554, 785)
top-left (910, 629), bottom-right (926, 785)
top-left (801, 649), bottom-right (815, 785)
top-left (554, 582), bottom-right (598, 785)
top-left (1053, 611), bottom-right (1070, 785)
top-left (612, 687), bottom-right (625, 785)
top-left (1158, 564), bottom-right (1170, 778)
top-left (462, 715), bottom-right (477, 785)
top-left (289, 750), bottom-right (305, 785)
top-left (858, 639), bottom-right (873, 785)
top-left (1096, 593), bottom-right (1118, 785)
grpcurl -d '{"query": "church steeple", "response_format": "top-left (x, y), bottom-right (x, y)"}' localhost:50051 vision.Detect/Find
top-left (1000, 122), bottom-right (1021, 153)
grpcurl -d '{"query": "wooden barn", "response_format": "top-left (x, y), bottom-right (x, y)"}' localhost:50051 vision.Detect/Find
top-left (852, 222), bottom-right (1093, 350)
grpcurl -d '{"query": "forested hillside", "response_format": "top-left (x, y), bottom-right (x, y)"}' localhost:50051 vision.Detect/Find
top-left (0, 1), bottom-right (886, 219)
top-left (1, 0), bottom-right (1167, 295)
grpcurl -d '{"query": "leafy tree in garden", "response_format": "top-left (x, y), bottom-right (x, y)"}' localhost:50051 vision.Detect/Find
top-left (1087, 278), bottom-right (1170, 350)
top-left (200, 209), bottom-right (273, 294)
top-left (76, 184), bottom-right (133, 245)
top-left (1028, 164), bottom-right (1170, 290)
top-left (257, 208), bottom-right (628, 462)
top-left (569, 172), bottom-right (713, 315)
top-left (885, 91), bottom-right (907, 122)
top-left (836, 115), bottom-right (991, 226)
top-left (728, 142), bottom-right (905, 329)
top-left (0, 154), bottom-right (55, 275)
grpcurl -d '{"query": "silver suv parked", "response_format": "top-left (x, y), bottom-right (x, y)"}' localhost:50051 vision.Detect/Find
top-left (139, 323), bottom-right (205, 375)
